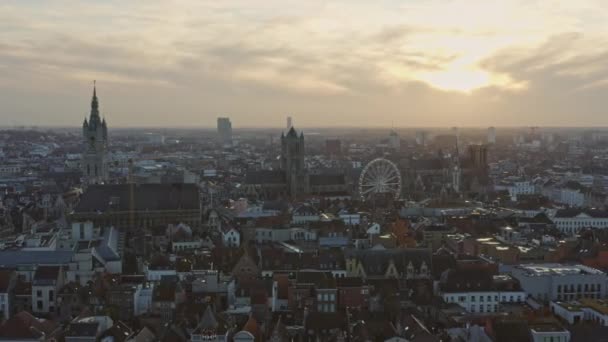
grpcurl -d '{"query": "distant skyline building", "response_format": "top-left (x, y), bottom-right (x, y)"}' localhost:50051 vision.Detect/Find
top-left (217, 117), bottom-right (232, 146)
top-left (487, 126), bottom-right (496, 144)
top-left (415, 131), bottom-right (427, 146)
top-left (281, 127), bottom-right (305, 198)
top-left (326, 139), bottom-right (341, 156)
top-left (286, 116), bottom-right (293, 130)
top-left (389, 130), bottom-right (400, 150)
top-left (82, 82), bottom-right (109, 184)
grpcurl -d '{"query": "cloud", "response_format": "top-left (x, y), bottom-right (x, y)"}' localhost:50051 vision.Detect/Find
top-left (1, 0), bottom-right (608, 127)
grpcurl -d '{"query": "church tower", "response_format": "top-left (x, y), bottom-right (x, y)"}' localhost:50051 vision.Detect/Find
top-left (281, 127), bottom-right (305, 198)
top-left (82, 82), bottom-right (109, 184)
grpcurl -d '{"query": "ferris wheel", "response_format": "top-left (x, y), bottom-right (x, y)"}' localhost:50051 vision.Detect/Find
top-left (358, 158), bottom-right (402, 200)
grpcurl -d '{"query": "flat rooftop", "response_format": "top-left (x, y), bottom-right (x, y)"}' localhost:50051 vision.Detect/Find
top-left (529, 322), bottom-right (567, 333)
top-left (516, 264), bottom-right (605, 277)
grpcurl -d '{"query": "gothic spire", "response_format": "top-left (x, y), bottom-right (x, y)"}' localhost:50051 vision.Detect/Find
top-left (90, 80), bottom-right (100, 121)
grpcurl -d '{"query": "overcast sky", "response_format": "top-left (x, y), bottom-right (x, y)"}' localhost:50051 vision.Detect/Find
top-left (1, 0), bottom-right (608, 128)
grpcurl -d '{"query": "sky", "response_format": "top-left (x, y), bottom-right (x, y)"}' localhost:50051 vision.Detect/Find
top-left (1, 0), bottom-right (608, 128)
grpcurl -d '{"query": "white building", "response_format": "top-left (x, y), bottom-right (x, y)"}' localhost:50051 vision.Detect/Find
top-left (255, 227), bottom-right (316, 244)
top-left (529, 322), bottom-right (570, 342)
top-left (552, 209), bottom-right (608, 235)
top-left (222, 227), bottom-right (240, 247)
top-left (551, 299), bottom-right (608, 326)
top-left (32, 266), bottom-right (64, 314)
top-left (442, 291), bottom-right (526, 313)
top-left (511, 264), bottom-right (607, 302)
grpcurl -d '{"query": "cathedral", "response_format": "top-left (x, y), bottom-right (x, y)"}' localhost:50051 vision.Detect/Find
top-left (244, 127), bottom-right (349, 200)
top-left (82, 82), bottom-right (109, 184)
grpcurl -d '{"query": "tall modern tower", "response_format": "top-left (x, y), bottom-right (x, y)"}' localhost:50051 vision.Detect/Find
top-left (82, 82), bottom-right (109, 184)
top-left (281, 127), bottom-right (305, 198)
top-left (487, 126), bottom-right (496, 144)
top-left (217, 117), bottom-right (232, 146)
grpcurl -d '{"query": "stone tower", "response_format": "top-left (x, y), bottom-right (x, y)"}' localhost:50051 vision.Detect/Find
top-left (281, 127), bottom-right (305, 198)
top-left (82, 82), bottom-right (109, 184)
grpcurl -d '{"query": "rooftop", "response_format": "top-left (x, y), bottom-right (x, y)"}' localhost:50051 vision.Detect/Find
top-left (515, 264), bottom-right (605, 277)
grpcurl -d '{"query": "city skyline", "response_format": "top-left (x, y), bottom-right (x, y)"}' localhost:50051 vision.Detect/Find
top-left (2, 1), bottom-right (608, 127)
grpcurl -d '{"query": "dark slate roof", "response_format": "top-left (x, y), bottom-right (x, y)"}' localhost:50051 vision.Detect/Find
top-left (0, 251), bottom-right (74, 267)
top-left (293, 204), bottom-right (319, 216)
top-left (65, 322), bottom-right (99, 337)
top-left (74, 183), bottom-right (200, 212)
top-left (309, 174), bottom-right (346, 186)
top-left (554, 209), bottom-right (608, 218)
top-left (33, 266), bottom-right (61, 285)
top-left (439, 268), bottom-right (493, 292)
top-left (244, 170), bottom-right (286, 185)
top-left (295, 271), bottom-right (336, 288)
top-left (344, 248), bottom-right (431, 276)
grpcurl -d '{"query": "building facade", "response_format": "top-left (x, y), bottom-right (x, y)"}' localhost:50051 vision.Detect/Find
top-left (511, 264), bottom-right (607, 303)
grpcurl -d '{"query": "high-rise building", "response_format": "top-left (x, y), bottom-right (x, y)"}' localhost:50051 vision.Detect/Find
top-left (82, 82), bottom-right (109, 184)
top-left (487, 126), bottom-right (496, 144)
top-left (281, 127), bottom-right (305, 198)
top-left (286, 116), bottom-right (293, 130)
top-left (217, 117), bottom-right (232, 146)
top-left (415, 131), bottom-right (427, 146)
top-left (389, 130), bottom-right (400, 150)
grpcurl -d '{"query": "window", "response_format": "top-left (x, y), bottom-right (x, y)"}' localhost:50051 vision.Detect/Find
top-left (487, 295), bottom-right (491, 301)
top-left (37, 301), bottom-right (43, 310)
top-left (557, 285), bottom-right (562, 292)
top-left (36, 290), bottom-right (42, 297)
top-left (480, 296), bottom-right (484, 302)
top-left (471, 296), bottom-right (476, 302)
top-left (49, 291), bottom-right (54, 301)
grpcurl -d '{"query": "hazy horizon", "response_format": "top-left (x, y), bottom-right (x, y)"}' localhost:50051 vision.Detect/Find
top-left (2, 1), bottom-right (608, 127)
